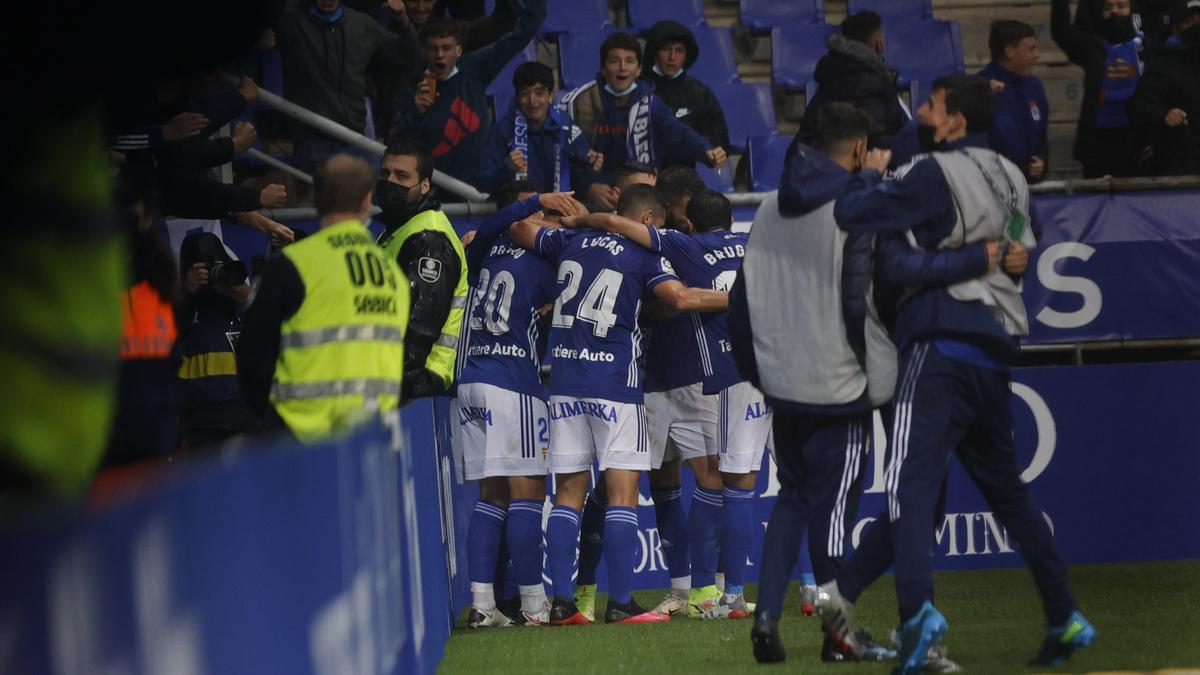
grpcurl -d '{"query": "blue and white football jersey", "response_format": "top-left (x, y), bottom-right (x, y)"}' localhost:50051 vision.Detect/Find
top-left (536, 228), bottom-right (679, 403)
top-left (642, 313), bottom-right (704, 393)
top-left (648, 228), bottom-right (748, 393)
top-left (457, 234), bottom-right (557, 399)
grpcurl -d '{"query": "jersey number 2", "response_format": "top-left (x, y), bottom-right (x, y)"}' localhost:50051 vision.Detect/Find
top-left (470, 269), bottom-right (516, 335)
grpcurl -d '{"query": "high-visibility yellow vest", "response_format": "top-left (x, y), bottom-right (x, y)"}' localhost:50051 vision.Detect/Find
top-left (378, 209), bottom-right (468, 390)
top-left (271, 220), bottom-right (410, 441)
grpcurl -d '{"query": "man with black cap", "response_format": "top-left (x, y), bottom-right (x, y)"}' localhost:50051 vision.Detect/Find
top-left (641, 20), bottom-right (731, 170)
top-left (1129, 0), bottom-right (1200, 175)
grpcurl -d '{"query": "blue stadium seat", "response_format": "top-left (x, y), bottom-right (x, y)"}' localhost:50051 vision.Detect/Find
top-left (557, 29), bottom-right (617, 90)
top-left (627, 0), bottom-right (706, 32)
top-left (486, 42), bottom-right (539, 118)
top-left (884, 19), bottom-right (964, 86)
top-left (846, 0), bottom-right (933, 21)
top-left (741, 0), bottom-right (823, 32)
top-left (771, 24), bottom-right (839, 92)
top-left (696, 163), bottom-right (735, 193)
top-left (709, 82), bottom-right (776, 153)
top-left (540, 0), bottom-right (611, 37)
top-left (747, 135), bottom-right (793, 192)
top-left (686, 27), bottom-right (739, 85)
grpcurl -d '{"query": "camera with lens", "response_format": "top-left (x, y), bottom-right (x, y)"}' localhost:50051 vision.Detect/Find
top-left (208, 259), bottom-right (247, 287)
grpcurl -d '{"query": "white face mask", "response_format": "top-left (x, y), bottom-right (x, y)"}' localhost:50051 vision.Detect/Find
top-left (604, 81), bottom-right (638, 97)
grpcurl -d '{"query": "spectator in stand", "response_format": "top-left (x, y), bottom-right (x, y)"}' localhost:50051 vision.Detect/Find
top-left (1129, 0), bottom-right (1200, 175)
top-left (641, 21), bottom-right (732, 170)
top-left (388, 0), bottom-right (546, 187)
top-left (1075, 0), bottom-right (1176, 51)
top-left (801, 12), bottom-right (908, 149)
top-left (561, 32), bottom-right (727, 212)
top-left (276, 0), bottom-right (422, 172)
top-left (477, 62), bottom-right (600, 194)
top-left (1051, 0), bottom-right (1150, 177)
top-left (979, 20), bottom-right (1050, 182)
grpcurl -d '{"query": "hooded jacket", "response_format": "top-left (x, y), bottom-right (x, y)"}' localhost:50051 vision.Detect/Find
top-left (801, 33), bottom-right (907, 149)
top-left (276, 3), bottom-right (422, 144)
top-left (560, 76), bottom-right (713, 187)
top-left (388, 0), bottom-right (546, 186)
top-left (641, 20), bottom-right (731, 168)
top-left (1128, 34), bottom-right (1200, 175)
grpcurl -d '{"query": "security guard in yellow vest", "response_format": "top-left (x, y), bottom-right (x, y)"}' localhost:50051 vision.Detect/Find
top-left (238, 155), bottom-right (411, 441)
top-left (374, 140), bottom-right (468, 401)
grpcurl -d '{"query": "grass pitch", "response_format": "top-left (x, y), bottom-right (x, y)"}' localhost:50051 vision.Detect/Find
top-left (440, 560), bottom-right (1200, 674)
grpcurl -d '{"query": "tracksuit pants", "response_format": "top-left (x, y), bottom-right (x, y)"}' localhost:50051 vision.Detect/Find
top-left (886, 341), bottom-right (1076, 625)
top-left (756, 410), bottom-right (872, 619)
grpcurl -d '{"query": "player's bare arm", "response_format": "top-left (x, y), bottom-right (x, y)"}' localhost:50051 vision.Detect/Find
top-left (653, 279), bottom-right (728, 314)
top-left (560, 213), bottom-right (654, 249)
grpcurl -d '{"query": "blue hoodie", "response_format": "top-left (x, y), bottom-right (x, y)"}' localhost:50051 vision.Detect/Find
top-left (569, 76), bottom-right (713, 186)
top-left (833, 134), bottom-right (1027, 364)
top-left (476, 103), bottom-right (594, 194)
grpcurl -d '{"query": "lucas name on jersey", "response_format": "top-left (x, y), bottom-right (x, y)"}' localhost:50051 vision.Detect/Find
top-left (467, 342), bottom-right (528, 358)
top-left (580, 235), bottom-right (626, 257)
top-left (552, 345), bottom-right (616, 362)
top-left (550, 399), bottom-right (619, 422)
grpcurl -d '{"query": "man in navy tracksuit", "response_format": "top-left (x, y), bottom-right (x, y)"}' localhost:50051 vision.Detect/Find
top-left (978, 20), bottom-right (1051, 182)
top-left (820, 75), bottom-right (1094, 673)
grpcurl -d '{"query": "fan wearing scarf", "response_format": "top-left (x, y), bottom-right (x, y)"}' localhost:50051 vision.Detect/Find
top-left (477, 62), bottom-right (599, 194)
top-left (560, 32), bottom-right (727, 212)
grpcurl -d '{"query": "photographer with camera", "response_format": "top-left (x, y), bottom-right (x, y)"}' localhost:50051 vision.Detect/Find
top-left (177, 232), bottom-right (258, 451)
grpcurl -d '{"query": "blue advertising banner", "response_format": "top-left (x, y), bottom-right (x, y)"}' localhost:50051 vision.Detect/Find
top-left (0, 401), bottom-right (463, 675)
top-left (479, 361), bottom-right (1200, 591)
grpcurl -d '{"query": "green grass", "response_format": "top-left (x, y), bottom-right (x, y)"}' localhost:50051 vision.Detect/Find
top-left (439, 560), bottom-right (1200, 674)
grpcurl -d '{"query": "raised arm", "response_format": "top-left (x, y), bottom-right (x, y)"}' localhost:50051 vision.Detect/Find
top-left (653, 279), bottom-right (729, 313)
top-left (560, 213), bottom-right (654, 248)
top-left (834, 158), bottom-right (955, 235)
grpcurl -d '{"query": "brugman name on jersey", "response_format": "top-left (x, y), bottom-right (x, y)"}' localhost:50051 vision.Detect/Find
top-left (703, 244), bottom-right (746, 266)
top-left (458, 405), bottom-right (493, 426)
top-left (580, 236), bottom-right (625, 257)
top-left (549, 399), bottom-right (619, 422)
top-left (468, 343), bottom-right (527, 358)
top-left (552, 346), bottom-right (616, 362)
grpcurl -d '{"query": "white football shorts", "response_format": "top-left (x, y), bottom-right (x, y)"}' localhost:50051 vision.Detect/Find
top-left (645, 382), bottom-right (719, 469)
top-left (455, 382), bottom-right (548, 481)
top-left (546, 395), bottom-right (650, 473)
top-left (717, 380), bottom-right (774, 474)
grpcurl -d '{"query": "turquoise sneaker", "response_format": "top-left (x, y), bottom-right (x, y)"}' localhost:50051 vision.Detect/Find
top-left (893, 602), bottom-right (948, 675)
top-left (1029, 611), bottom-right (1096, 666)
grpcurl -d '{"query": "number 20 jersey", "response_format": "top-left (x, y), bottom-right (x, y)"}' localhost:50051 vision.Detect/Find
top-left (456, 234), bottom-right (557, 399)
top-left (536, 228), bottom-right (679, 404)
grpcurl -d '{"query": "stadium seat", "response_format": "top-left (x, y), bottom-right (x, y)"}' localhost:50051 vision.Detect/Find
top-left (540, 0), bottom-right (611, 37)
top-left (686, 27), bottom-right (740, 85)
top-left (709, 82), bottom-right (776, 153)
top-left (696, 163), bottom-right (735, 193)
top-left (627, 0), bottom-right (706, 32)
top-left (486, 42), bottom-right (539, 118)
top-left (846, 0), bottom-right (933, 21)
top-left (884, 19), bottom-right (964, 86)
top-left (747, 134), bottom-right (793, 192)
top-left (771, 24), bottom-right (839, 92)
top-left (741, 0), bottom-right (823, 32)
top-left (557, 29), bottom-right (616, 90)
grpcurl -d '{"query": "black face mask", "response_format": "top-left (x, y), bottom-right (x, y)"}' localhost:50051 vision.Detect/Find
top-left (375, 179), bottom-right (420, 226)
top-left (1102, 15), bottom-right (1136, 44)
top-left (1183, 23), bottom-right (1200, 53)
top-left (916, 123), bottom-right (941, 152)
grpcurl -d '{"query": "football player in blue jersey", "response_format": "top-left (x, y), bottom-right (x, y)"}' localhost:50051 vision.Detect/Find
top-left (561, 189), bottom-right (772, 622)
top-left (454, 182), bottom-right (590, 628)
top-left (507, 184), bottom-right (730, 625)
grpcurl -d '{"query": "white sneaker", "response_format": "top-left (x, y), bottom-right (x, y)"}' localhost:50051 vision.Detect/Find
top-left (652, 591), bottom-right (689, 617)
top-left (520, 599), bottom-right (551, 626)
top-left (800, 584), bottom-right (821, 616)
top-left (468, 606), bottom-right (517, 628)
top-left (699, 593), bottom-right (751, 620)
top-left (816, 581), bottom-right (863, 657)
